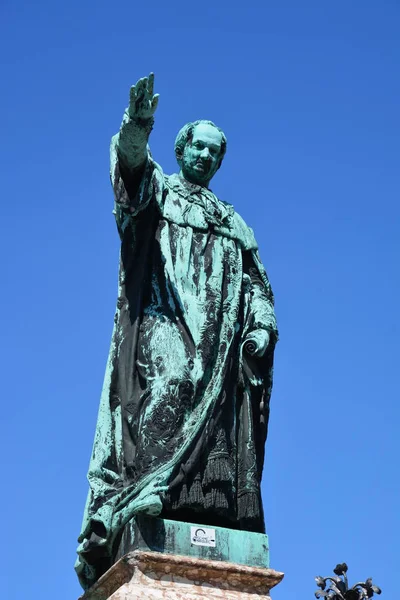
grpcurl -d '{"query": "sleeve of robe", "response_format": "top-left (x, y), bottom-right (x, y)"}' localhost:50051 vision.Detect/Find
top-left (241, 249), bottom-right (278, 455)
top-left (109, 132), bottom-right (165, 236)
top-left (75, 138), bottom-right (166, 590)
top-left (243, 250), bottom-right (278, 342)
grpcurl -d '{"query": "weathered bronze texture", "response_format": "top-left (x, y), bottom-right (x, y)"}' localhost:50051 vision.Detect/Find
top-left (76, 73), bottom-right (278, 590)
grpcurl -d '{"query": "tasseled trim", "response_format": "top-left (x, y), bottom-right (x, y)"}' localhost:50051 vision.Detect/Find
top-left (164, 482), bottom-right (188, 510)
top-left (167, 474), bottom-right (205, 510)
top-left (204, 486), bottom-right (230, 511)
top-left (188, 474), bottom-right (205, 507)
top-left (237, 490), bottom-right (261, 522)
top-left (175, 483), bottom-right (189, 508)
top-left (202, 454), bottom-right (233, 487)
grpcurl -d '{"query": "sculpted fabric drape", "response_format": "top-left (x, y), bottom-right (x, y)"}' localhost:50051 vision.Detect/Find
top-left (75, 143), bottom-right (278, 590)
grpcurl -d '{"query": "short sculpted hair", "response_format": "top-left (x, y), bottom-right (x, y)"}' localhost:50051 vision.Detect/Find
top-left (174, 120), bottom-right (228, 168)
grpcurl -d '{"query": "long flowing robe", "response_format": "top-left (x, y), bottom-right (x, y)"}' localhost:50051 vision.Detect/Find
top-left (75, 141), bottom-right (278, 590)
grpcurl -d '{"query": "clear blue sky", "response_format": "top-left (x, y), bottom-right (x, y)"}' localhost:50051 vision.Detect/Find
top-left (1, 1), bottom-right (398, 598)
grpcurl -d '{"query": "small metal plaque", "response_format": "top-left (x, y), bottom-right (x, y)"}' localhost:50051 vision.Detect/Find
top-left (190, 526), bottom-right (216, 547)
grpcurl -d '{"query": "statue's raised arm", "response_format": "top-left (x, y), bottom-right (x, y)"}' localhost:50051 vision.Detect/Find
top-left (77, 80), bottom-right (279, 592)
top-left (116, 73), bottom-right (159, 170)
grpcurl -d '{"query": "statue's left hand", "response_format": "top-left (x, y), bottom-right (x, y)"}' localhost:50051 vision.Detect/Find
top-left (243, 330), bottom-right (270, 357)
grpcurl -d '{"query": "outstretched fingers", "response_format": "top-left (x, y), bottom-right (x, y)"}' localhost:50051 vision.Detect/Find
top-left (127, 74), bottom-right (159, 119)
top-left (129, 84), bottom-right (137, 106)
top-left (151, 94), bottom-right (159, 112)
top-left (147, 72), bottom-right (154, 97)
top-left (135, 77), bottom-right (147, 101)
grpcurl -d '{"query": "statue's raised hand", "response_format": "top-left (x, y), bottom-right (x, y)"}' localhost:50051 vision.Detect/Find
top-left (128, 73), bottom-right (159, 121)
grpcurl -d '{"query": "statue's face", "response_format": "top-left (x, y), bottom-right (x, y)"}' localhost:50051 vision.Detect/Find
top-left (181, 123), bottom-right (223, 186)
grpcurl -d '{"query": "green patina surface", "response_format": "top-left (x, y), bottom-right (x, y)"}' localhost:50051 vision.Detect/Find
top-left (76, 73), bottom-right (278, 591)
top-left (125, 515), bottom-right (270, 568)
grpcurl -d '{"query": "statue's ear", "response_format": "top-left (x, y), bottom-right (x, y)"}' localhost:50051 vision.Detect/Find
top-left (175, 144), bottom-right (185, 168)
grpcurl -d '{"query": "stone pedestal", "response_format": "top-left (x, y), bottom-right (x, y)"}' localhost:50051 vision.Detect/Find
top-left (79, 550), bottom-right (284, 599)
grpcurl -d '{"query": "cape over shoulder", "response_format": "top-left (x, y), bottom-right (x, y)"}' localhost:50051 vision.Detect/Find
top-left (110, 145), bottom-right (258, 251)
top-left (161, 172), bottom-right (259, 250)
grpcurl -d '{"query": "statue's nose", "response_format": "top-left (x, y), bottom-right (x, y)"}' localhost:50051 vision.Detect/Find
top-left (200, 147), bottom-right (210, 159)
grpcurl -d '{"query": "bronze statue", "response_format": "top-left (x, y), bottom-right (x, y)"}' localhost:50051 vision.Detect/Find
top-left (76, 73), bottom-right (278, 590)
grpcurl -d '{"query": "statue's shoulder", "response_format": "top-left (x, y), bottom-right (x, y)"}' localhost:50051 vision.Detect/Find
top-left (164, 172), bottom-right (185, 191)
top-left (161, 176), bottom-right (258, 250)
top-left (215, 196), bottom-right (258, 251)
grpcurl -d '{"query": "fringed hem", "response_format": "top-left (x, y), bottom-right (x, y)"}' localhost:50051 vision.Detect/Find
top-left (202, 454), bottom-right (233, 487)
top-left (204, 486), bottom-right (230, 511)
top-left (237, 490), bottom-right (261, 522)
top-left (166, 474), bottom-right (205, 510)
top-left (188, 475), bottom-right (204, 507)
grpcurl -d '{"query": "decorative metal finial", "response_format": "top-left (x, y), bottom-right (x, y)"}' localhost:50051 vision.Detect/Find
top-left (315, 563), bottom-right (381, 599)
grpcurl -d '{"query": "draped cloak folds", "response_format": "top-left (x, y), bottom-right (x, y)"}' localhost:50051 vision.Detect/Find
top-left (75, 139), bottom-right (278, 590)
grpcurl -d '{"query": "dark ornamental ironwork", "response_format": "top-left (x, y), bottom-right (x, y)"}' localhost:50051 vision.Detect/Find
top-left (315, 563), bottom-right (382, 599)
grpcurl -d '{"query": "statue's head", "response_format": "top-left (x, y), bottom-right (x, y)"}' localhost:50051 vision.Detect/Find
top-left (174, 120), bottom-right (227, 187)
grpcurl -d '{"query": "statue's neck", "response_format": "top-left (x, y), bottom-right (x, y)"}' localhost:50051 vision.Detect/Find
top-left (179, 169), bottom-right (210, 189)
